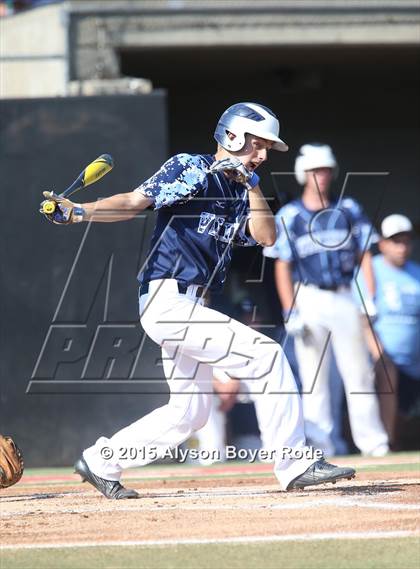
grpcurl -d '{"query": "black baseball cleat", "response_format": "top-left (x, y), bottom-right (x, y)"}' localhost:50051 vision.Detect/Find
top-left (287, 458), bottom-right (356, 490)
top-left (74, 457), bottom-right (139, 499)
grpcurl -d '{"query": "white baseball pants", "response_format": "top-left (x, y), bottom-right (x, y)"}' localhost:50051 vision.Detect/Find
top-left (294, 284), bottom-right (389, 456)
top-left (83, 279), bottom-right (317, 490)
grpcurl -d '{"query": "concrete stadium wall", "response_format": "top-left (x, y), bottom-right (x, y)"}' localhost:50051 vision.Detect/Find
top-left (2, 1), bottom-right (419, 99)
top-left (0, 4), bottom-right (68, 98)
top-left (0, 92), bottom-right (169, 467)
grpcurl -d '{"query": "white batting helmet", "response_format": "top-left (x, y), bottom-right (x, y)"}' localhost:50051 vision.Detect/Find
top-left (294, 143), bottom-right (338, 185)
top-left (214, 102), bottom-right (288, 152)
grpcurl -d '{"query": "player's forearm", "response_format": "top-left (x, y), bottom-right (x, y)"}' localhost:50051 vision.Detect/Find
top-left (360, 251), bottom-right (376, 298)
top-left (81, 192), bottom-right (153, 222)
top-left (247, 185), bottom-right (276, 246)
top-left (275, 260), bottom-right (295, 312)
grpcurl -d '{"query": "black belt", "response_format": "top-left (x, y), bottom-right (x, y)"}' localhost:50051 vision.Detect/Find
top-left (318, 284), bottom-right (348, 291)
top-left (140, 281), bottom-right (206, 298)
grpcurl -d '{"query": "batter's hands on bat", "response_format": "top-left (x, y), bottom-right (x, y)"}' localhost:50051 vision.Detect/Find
top-left (40, 191), bottom-right (85, 225)
top-left (208, 158), bottom-right (260, 189)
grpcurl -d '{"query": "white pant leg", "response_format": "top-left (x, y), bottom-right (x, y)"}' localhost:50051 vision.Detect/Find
top-left (83, 348), bottom-right (213, 480)
top-left (294, 326), bottom-right (335, 456)
top-left (294, 285), bottom-right (335, 456)
top-left (85, 280), bottom-right (315, 489)
top-left (329, 292), bottom-right (389, 455)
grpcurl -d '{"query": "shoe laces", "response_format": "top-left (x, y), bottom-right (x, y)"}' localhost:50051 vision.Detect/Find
top-left (317, 458), bottom-right (336, 471)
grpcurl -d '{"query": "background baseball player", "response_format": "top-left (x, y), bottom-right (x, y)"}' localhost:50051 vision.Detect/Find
top-left (361, 214), bottom-right (420, 449)
top-left (264, 143), bottom-right (389, 457)
top-left (40, 104), bottom-right (355, 498)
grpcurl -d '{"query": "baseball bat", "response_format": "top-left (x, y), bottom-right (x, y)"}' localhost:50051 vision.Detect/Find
top-left (41, 154), bottom-right (114, 214)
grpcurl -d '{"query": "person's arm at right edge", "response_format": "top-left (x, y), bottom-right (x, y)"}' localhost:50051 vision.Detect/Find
top-left (274, 259), bottom-right (295, 314)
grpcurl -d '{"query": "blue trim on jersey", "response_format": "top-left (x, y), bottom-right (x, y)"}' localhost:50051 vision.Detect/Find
top-left (263, 197), bottom-right (376, 288)
top-left (135, 153), bottom-right (257, 292)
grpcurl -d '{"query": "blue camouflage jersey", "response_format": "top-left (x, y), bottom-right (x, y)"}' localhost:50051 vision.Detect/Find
top-left (135, 153), bottom-right (256, 292)
top-left (263, 198), bottom-right (375, 288)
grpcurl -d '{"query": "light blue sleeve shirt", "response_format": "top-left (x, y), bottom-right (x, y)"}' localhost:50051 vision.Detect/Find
top-left (362, 256), bottom-right (420, 379)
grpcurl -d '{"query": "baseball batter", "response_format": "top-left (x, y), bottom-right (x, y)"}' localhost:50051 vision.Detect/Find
top-left (40, 104), bottom-right (355, 498)
top-left (264, 143), bottom-right (389, 457)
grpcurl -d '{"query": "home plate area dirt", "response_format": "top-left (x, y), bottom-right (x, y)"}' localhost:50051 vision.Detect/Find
top-left (1, 455), bottom-right (419, 547)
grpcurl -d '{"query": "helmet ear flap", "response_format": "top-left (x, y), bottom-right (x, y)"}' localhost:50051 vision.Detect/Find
top-left (216, 125), bottom-right (245, 152)
top-left (224, 130), bottom-right (245, 152)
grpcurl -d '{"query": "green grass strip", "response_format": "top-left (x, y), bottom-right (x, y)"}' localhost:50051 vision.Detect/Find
top-left (1, 537), bottom-right (419, 569)
top-left (356, 462), bottom-right (419, 473)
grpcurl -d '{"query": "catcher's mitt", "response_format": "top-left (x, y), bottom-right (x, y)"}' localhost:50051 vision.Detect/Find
top-left (0, 434), bottom-right (24, 488)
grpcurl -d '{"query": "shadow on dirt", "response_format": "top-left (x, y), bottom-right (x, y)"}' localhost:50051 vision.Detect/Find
top-left (0, 491), bottom-right (82, 502)
top-left (290, 482), bottom-right (417, 497)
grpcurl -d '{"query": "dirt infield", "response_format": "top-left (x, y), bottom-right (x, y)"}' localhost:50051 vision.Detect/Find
top-left (1, 454), bottom-right (419, 549)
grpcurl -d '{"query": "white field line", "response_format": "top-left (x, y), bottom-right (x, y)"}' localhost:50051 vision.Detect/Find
top-left (1, 530), bottom-right (418, 550)
top-left (1, 496), bottom-right (418, 518)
